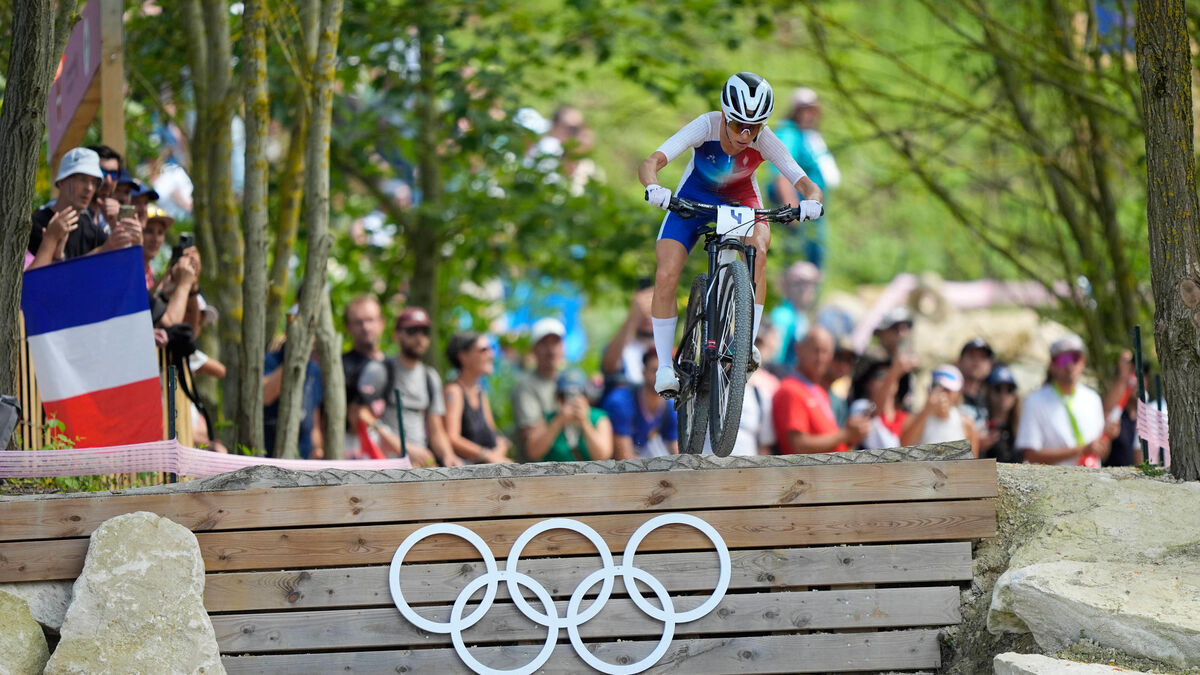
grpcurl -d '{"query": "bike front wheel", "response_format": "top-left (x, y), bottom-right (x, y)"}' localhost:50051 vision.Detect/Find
top-left (676, 273), bottom-right (709, 455)
top-left (707, 258), bottom-right (752, 457)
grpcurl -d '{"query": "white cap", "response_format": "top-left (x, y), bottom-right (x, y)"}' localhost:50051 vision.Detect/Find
top-left (530, 317), bottom-right (566, 345)
top-left (55, 147), bottom-right (104, 184)
top-left (931, 364), bottom-right (964, 392)
top-left (792, 87), bottom-right (819, 108)
top-left (1050, 333), bottom-right (1086, 357)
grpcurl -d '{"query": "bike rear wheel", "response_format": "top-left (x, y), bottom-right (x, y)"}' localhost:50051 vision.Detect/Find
top-left (707, 258), bottom-right (752, 457)
top-left (675, 273), bottom-right (709, 455)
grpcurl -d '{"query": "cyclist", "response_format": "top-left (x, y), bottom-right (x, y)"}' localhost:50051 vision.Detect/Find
top-left (639, 72), bottom-right (825, 397)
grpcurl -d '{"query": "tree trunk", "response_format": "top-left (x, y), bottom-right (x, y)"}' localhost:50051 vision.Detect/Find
top-left (275, 0), bottom-right (343, 459)
top-left (181, 0), bottom-right (220, 419)
top-left (1136, 0), bottom-right (1200, 481)
top-left (199, 0), bottom-right (244, 447)
top-left (406, 26), bottom-right (443, 330)
top-left (0, 0), bottom-right (78, 419)
top-left (264, 0), bottom-right (319, 338)
top-left (314, 289), bottom-right (345, 459)
top-left (237, 0), bottom-right (270, 453)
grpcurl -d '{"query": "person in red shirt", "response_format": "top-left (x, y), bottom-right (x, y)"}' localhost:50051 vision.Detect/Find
top-left (773, 326), bottom-right (869, 453)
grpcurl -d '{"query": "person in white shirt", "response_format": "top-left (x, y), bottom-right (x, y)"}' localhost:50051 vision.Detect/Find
top-left (901, 364), bottom-right (978, 455)
top-left (1015, 334), bottom-right (1110, 466)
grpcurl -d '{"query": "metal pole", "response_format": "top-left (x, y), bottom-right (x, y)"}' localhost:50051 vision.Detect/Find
top-left (166, 365), bottom-right (178, 484)
top-left (1133, 325), bottom-right (1149, 464)
top-left (393, 388), bottom-right (407, 459)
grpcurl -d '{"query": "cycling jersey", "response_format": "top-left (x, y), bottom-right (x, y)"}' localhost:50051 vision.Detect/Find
top-left (656, 112), bottom-right (807, 251)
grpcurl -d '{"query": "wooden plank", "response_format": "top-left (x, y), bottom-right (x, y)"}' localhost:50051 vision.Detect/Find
top-left (0, 460), bottom-right (998, 541)
top-left (0, 499), bottom-right (996, 581)
top-left (211, 587), bottom-right (959, 653)
top-left (204, 542), bottom-right (973, 612)
top-left (221, 629), bottom-right (942, 674)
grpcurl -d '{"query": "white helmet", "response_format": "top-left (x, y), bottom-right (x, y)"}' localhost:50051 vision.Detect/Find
top-left (721, 72), bottom-right (774, 125)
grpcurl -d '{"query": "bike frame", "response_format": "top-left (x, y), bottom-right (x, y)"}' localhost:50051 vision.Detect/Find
top-left (701, 234), bottom-right (756, 380)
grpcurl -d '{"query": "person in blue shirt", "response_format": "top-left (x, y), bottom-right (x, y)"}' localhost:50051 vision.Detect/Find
top-left (767, 88), bottom-right (841, 270)
top-left (263, 343), bottom-right (324, 459)
top-left (602, 352), bottom-right (678, 459)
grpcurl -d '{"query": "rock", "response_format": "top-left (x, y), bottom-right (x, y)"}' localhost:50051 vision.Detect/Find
top-left (43, 512), bottom-right (224, 675)
top-left (0, 589), bottom-right (50, 675)
top-left (990, 561), bottom-right (1200, 668)
top-left (0, 580), bottom-right (73, 631)
top-left (994, 652), bottom-right (1147, 674)
top-left (987, 466), bottom-right (1200, 669)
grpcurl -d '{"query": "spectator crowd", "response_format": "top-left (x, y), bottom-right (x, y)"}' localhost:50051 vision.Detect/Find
top-left (24, 94), bottom-right (1148, 467)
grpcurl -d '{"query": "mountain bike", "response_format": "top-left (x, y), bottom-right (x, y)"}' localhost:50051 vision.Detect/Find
top-left (667, 197), bottom-right (799, 457)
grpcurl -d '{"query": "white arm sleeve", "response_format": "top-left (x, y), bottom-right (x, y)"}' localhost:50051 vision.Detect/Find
top-left (756, 127), bottom-right (808, 187)
top-left (655, 113), bottom-right (715, 163)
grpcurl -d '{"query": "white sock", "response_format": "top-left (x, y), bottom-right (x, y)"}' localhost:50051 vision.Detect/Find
top-left (752, 304), bottom-right (764, 343)
top-left (651, 316), bottom-right (677, 368)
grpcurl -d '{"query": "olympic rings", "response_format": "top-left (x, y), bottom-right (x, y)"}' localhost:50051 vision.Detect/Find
top-left (388, 513), bottom-right (731, 675)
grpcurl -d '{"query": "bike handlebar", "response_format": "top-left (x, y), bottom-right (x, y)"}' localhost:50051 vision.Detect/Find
top-left (667, 197), bottom-right (800, 224)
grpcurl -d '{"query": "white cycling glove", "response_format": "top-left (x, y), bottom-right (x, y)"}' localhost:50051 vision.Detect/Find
top-left (645, 184), bottom-right (672, 210)
top-left (799, 200), bottom-right (824, 221)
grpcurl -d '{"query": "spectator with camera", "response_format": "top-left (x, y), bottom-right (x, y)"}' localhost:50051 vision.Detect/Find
top-left (901, 364), bottom-right (979, 455)
top-left (87, 144), bottom-right (124, 232)
top-left (28, 148), bottom-right (142, 270)
top-left (526, 369), bottom-right (613, 462)
top-left (511, 317), bottom-right (567, 461)
top-left (848, 354), bottom-right (914, 450)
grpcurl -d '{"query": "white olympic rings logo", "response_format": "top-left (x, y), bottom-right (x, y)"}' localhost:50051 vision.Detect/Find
top-left (388, 513), bottom-right (731, 675)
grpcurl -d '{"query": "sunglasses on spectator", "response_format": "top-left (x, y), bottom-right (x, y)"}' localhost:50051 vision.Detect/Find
top-left (102, 169), bottom-right (120, 181)
top-left (1052, 352), bottom-right (1082, 367)
top-left (402, 326), bottom-right (431, 337)
top-left (726, 120), bottom-right (763, 137)
top-left (991, 384), bottom-right (1017, 395)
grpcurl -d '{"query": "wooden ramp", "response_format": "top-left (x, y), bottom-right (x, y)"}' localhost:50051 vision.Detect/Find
top-left (0, 455), bottom-right (997, 674)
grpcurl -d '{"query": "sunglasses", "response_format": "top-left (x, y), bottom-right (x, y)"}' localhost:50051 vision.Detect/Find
top-left (991, 384), bottom-right (1017, 395)
top-left (402, 326), bottom-right (431, 337)
top-left (1052, 352), bottom-right (1082, 367)
top-left (726, 119), bottom-right (763, 137)
top-left (102, 169), bottom-right (120, 181)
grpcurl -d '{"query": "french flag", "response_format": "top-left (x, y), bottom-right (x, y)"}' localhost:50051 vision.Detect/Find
top-left (21, 247), bottom-right (162, 447)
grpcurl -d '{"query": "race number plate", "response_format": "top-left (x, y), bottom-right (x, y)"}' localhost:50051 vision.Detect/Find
top-left (715, 205), bottom-right (755, 237)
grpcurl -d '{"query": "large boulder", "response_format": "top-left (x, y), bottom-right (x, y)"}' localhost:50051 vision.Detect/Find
top-left (994, 652), bottom-right (1147, 674)
top-left (43, 511), bottom-right (224, 675)
top-left (0, 579), bottom-right (73, 631)
top-left (0, 589), bottom-right (50, 675)
top-left (987, 467), bottom-right (1200, 669)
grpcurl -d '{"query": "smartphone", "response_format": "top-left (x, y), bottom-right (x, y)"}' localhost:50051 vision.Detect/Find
top-left (118, 204), bottom-right (136, 221)
top-left (177, 232), bottom-right (195, 251)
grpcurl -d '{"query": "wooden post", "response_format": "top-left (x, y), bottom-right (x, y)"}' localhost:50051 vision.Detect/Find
top-left (98, 0), bottom-right (124, 157)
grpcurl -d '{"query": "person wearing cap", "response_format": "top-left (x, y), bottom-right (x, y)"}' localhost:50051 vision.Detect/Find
top-left (28, 148), bottom-right (141, 269)
top-left (526, 369), bottom-right (613, 462)
top-left (511, 317), bottom-right (567, 461)
top-left (766, 87), bottom-right (840, 269)
top-left (386, 306), bottom-right (460, 466)
top-left (979, 364), bottom-right (1022, 463)
top-left (113, 170), bottom-right (142, 205)
top-left (1015, 334), bottom-right (1109, 466)
top-left (901, 364), bottom-right (978, 455)
top-left (132, 184), bottom-right (161, 228)
top-left (769, 261), bottom-right (821, 371)
top-left (142, 205), bottom-right (176, 290)
top-left (773, 326), bottom-right (869, 454)
top-left (865, 306), bottom-right (916, 411)
top-left (957, 337), bottom-right (995, 431)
